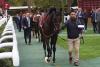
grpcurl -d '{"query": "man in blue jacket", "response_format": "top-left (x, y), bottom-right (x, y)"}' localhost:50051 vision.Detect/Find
top-left (22, 12), bottom-right (33, 45)
top-left (62, 11), bottom-right (82, 66)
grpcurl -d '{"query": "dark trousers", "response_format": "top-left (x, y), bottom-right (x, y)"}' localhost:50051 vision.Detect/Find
top-left (97, 22), bottom-right (100, 33)
top-left (84, 18), bottom-right (88, 30)
top-left (24, 27), bottom-right (31, 44)
top-left (18, 23), bottom-right (22, 32)
top-left (92, 21), bottom-right (97, 33)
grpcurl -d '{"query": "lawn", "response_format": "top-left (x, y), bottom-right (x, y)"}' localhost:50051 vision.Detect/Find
top-left (57, 28), bottom-right (100, 60)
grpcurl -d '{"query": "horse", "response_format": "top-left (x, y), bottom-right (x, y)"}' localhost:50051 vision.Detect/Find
top-left (41, 8), bottom-right (62, 63)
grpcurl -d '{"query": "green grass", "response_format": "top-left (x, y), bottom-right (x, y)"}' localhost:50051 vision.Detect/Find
top-left (0, 23), bottom-right (6, 36)
top-left (57, 28), bottom-right (100, 60)
top-left (84, 28), bottom-right (94, 34)
top-left (80, 36), bottom-right (100, 60)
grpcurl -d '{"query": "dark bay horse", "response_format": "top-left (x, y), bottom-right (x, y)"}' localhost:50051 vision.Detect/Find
top-left (41, 8), bottom-right (62, 63)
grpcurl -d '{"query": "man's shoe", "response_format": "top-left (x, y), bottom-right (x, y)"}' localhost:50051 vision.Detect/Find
top-left (74, 62), bottom-right (79, 66)
top-left (25, 41), bottom-right (27, 45)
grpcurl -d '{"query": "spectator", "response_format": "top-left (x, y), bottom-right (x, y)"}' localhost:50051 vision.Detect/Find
top-left (83, 9), bottom-right (88, 30)
top-left (91, 9), bottom-right (97, 33)
top-left (77, 8), bottom-right (84, 25)
top-left (95, 8), bottom-right (100, 33)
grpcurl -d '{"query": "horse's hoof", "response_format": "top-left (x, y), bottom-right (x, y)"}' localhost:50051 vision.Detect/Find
top-left (53, 60), bottom-right (55, 63)
top-left (45, 57), bottom-right (50, 63)
top-left (47, 58), bottom-right (50, 63)
top-left (53, 61), bottom-right (55, 63)
top-left (53, 58), bottom-right (56, 63)
top-left (45, 57), bottom-right (48, 63)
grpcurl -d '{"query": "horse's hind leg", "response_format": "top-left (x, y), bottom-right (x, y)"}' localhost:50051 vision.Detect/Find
top-left (38, 30), bottom-right (41, 42)
top-left (43, 39), bottom-right (46, 57)
top-left (46, 39), bottom-right (52, 62)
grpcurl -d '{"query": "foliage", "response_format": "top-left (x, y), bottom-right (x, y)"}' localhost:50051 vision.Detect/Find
top-left (0, 23), bottom-right (6, 36)
top-left (71, 0), bottom-right (77, 6)
top-left (7, 0), bottom-right (23, 6)
top-left (0, 59), bottom-right (13, 67)
top-left (7, 0), bottom-right (63, 8)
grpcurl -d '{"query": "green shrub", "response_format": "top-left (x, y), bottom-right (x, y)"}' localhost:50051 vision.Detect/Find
top-left (0, 23), bottom-right (6, 36)
top-left (0, 59), bottom-right (13, 67)
top-left (0, 47), bottom-right (13, 67)
top-left (0, 47), bottom-right (12, 53)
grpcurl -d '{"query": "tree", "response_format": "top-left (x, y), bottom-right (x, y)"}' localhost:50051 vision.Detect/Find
top-left (67, 0), bottom-right (73, 12)
top-left (71, 0), bottom-right (77, 6)
top-left (7, 0), bottom-right (23, 6)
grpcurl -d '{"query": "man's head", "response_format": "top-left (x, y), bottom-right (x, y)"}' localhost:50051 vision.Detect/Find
top-left (78, 8), bottom-right (82, 12)
top-left (26, 12), bottom-right (30, 17)
top-left (69, 11), bottom-right (77, 21)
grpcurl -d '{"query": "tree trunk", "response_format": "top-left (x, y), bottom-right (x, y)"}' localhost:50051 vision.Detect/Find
top-left (67, 0), bottom-right (73, 12)
top-left (27, 0), bottom-right (31, 13)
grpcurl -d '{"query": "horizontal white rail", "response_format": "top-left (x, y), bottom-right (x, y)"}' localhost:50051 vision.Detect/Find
top-left (0, 52), bottom-right (12, 59)
top-left (0, 42), bottom-right (13, 48)
top-left (0, 35), bottom-right (13, 43)
top-left (1, 31), bottom-right (13, 36)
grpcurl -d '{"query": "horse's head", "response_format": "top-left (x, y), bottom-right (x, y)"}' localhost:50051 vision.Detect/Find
top-left (49, 8), bottom-right (62, 33)
top-left (42, 8), bottom-right (62, 37)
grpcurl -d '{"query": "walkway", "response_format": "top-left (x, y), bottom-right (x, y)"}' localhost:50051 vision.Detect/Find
top-left (16, 29), bottom-right (100, 67)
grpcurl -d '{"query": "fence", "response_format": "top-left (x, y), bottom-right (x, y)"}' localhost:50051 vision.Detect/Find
top-left (0, 17), bottom-right (20, 66)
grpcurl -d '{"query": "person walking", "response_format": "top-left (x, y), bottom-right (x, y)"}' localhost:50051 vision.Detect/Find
top-left (62, 11), bottom-right (82, 66)
top-left (22, 12), bottom-right (32, 45)
top-left (16, 13), bottom-right (22, 32)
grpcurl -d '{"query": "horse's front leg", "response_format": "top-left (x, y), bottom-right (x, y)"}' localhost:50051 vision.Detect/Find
top-left (51, 34), bottom-right (58, 63)
top-left (46, 38), bottom-right (52, 63)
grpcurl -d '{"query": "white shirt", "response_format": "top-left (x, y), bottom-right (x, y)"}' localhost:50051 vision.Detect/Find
top-left (26, 17), bottom-right (30, 27)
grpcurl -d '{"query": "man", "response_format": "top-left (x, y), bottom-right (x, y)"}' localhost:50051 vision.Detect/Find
top-left (77, 8), bottom-right (84, 25)
top-left (95, 8), bottom-right (100, 33)
top-left (62, 11), bottom-right (81, 66)
top-left (15, 14), bottom-right (19, 29)
top-left (16, 13), bottom-right (22, 32)
top-left (22, 12), bottom-right (32, 45)
top-left (91, 9), bottom-right (97, 33)
top-left (83, 10), bottom-right (88, 30)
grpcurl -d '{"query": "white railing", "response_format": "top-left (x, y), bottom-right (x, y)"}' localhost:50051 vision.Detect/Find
top-left (0, 17), bottom-right (20, 66)
top-left (0, 18), bottom-right (6, 27)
